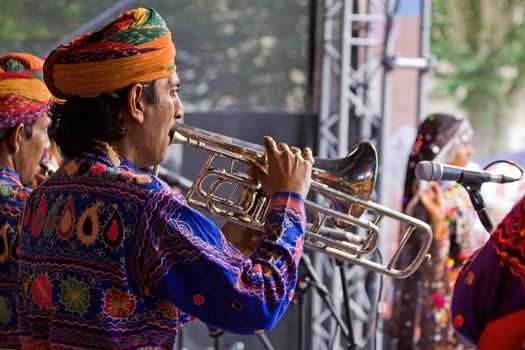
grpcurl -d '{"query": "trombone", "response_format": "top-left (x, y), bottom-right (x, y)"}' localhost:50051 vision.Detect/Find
top-left (154, 123), bottom-right (432, 279)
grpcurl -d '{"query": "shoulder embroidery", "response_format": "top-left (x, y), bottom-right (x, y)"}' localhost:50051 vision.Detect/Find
top-left (31, 197), bottom-right (47, 235)
top-left (22, 204), bottom-right (32, 230)
top-left (58, 195), bottom-right (75, 240)
top-left (17, 188), bottom-right (29, 201)
top-left (0, 185), bottom-right (14, 198)
top-left (64, 160), bottom-right (80, 176)
top-left (102, 204), bottom-right (125, 248)
top-left (76, 201), bottom-right (103, 245)
top-left (90, 164), bottom-right (107, 177)
top-left (119, 170), bottom-right (134, 181)
top-left (44, 195), bottom-right (63, 237)
top-left (133, 174), bottom-right (153, 185)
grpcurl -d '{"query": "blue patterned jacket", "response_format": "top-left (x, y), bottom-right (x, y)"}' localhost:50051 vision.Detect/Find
top-left (0, 168), bottom-right (31, 349)
top-left (17, 147), bottom-right (306, 350)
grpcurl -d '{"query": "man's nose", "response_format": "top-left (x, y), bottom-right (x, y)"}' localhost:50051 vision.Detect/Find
top-left (44, 134), bottom-right (51, 150)
top-left (174, 103), bottom-right (184, 120)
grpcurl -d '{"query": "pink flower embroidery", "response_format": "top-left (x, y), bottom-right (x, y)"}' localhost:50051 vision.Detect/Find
top-left (17, 190), bottom-right (29, 201)
top-left (90, 164), bottom-right (107, 176)
top-left (119, 171), bottom-right (134, 180)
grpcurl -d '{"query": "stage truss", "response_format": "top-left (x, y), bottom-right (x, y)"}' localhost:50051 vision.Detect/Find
top-left (312, 0), bottom-right (431, 348)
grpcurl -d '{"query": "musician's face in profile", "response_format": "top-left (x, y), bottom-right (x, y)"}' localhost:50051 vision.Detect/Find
top-left (16, 115), bottom-right (50, 184)
top-left (140, 73), bottom-right (183, 167)
top-left (450, 141), bottom-right (475, 167)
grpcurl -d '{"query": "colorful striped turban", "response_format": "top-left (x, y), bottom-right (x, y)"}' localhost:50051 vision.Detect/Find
top-left (0, 53), bottom-right (51, 129)
top-left (44, 8), bottom-right (176, 100)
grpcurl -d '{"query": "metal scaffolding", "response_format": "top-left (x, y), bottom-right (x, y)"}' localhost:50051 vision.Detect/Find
top-left (313, 1), bottom-right (390, 349)
top-left (312, 0), bottom-right (431, 348)
top-left (317, 0), bottom-right (386, 161)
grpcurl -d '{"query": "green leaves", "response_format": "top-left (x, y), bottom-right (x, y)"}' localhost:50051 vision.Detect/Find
top-left (431, 0), bottom-right (525, 126)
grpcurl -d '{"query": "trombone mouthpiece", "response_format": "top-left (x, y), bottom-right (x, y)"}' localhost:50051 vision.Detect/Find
top-left (171, 131), bottom-right (187, 144)
top-left (168, 127), bottom-right (176, 144)
top-left (170, 128), bottom-right (203, 148)
top-left (168, 125), bottom-right (190, 145)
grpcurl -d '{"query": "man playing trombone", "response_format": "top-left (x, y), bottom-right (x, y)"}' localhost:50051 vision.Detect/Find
top-left (16, 8), bottom-right (312, 349)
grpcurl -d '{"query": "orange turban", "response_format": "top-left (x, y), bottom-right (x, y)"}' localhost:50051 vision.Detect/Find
top-left (44, 8), bottom-right (176, 100)
top-left (0, 53), bottom-right (51, 129)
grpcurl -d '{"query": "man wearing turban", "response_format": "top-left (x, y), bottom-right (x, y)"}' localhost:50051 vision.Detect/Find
top-left (17, 8), bottom-right (312, 349)
top-left (0, 52), bottom-right (51, 349)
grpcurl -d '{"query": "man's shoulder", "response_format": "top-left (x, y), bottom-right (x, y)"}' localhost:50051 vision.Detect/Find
top-left (45, 159), bottom-right (178, 198)
top-left (0, 181), bottom-right (30, 207)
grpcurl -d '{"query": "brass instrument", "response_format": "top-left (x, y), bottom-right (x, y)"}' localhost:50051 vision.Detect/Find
top-left (154, 123), bottom-right (433, 279)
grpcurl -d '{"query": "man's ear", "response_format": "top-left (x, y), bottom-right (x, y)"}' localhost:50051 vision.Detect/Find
top-left (8, 124), bottom-right (24, 154)
top-left (128, 83), bottom-right (145, 124)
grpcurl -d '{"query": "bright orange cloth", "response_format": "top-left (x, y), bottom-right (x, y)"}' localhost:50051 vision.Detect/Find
top-left (44, 8), bottom-right (176, 99)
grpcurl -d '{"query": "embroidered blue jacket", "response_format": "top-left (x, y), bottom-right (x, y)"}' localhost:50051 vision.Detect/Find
top-left (0, 168), bottom-right (31, 349)
top-left (17, 147), bottom-right (306, 350)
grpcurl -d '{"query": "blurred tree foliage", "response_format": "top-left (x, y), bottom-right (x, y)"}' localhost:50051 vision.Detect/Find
top-left (431, 0), bottom-right (525, 155)
top-left (0, 0), bottom-right (308, 112)
top-left (0, 0), bottom-right (117, 53)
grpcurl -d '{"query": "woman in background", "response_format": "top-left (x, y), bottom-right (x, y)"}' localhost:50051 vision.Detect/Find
top-left (385, 113), bottom-right (485, 349)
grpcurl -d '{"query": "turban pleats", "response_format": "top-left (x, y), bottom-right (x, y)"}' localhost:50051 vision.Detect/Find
top-left (0, 53), bottom-right (50, 129)
top-left (44, 8), bottom-right (176, 99)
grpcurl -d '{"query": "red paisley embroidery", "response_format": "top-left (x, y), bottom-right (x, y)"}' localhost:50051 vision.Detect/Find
top-left (31, 274), bottom-right (52, 308)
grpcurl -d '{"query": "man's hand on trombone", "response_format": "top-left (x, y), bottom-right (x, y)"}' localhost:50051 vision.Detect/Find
top-left (251, 136), bottom-right (313, 198)
top-left (222, 136), bottom-right (313, 257)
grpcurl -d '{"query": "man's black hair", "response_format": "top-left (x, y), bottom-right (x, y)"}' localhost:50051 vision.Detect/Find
top-left (49, 81), bottom-right (158, 159)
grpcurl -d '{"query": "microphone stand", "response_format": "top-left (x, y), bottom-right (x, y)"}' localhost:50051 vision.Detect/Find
top-left (206, 325), bottom-right (224, 350)
top-left (336, 259), bottom-right (356, 350)
top-left (459, 175), bottom-right (493, 233)
top-left (295, 254), bottom-right (351, 350)
top-left (206, 323), bottom-right (275, 350)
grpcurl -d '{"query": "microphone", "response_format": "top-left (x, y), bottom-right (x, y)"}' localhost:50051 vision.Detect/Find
top-left (415, 161), bottom-right (519, 184)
